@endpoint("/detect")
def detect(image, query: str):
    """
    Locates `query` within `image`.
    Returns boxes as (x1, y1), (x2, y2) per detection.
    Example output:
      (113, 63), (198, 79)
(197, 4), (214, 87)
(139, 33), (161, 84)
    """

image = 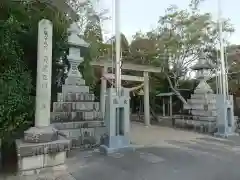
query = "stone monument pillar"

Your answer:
(35, 18), (53, 127)
(16, 19), (70, 175)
